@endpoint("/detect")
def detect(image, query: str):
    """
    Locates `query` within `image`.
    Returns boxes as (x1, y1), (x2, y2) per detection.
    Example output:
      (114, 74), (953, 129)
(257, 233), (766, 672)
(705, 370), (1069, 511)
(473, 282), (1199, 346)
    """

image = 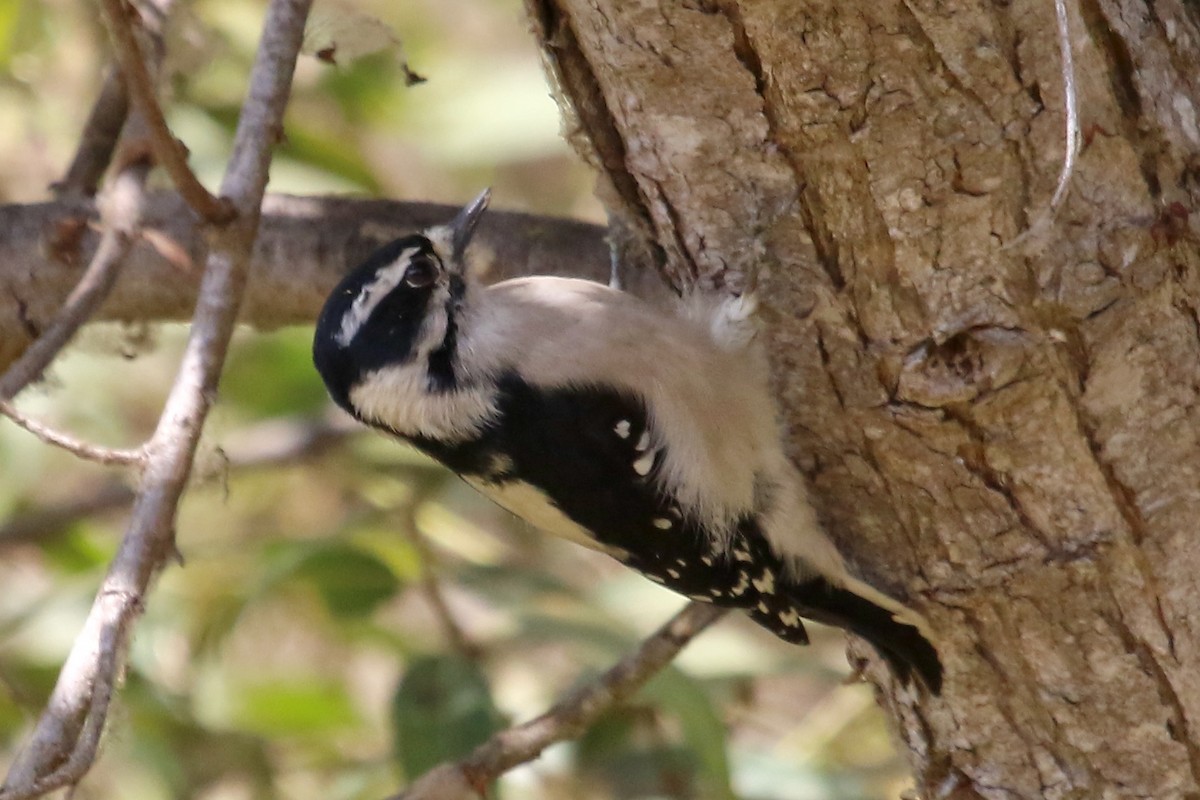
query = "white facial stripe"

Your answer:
(335, 247), (419, 347)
